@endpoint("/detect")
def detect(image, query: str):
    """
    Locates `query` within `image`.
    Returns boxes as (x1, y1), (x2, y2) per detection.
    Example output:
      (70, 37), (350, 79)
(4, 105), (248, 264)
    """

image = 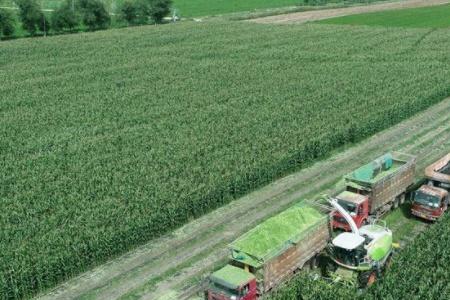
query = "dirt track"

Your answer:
(251, 0), (450, 24)
(35, 96), (450, 300)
